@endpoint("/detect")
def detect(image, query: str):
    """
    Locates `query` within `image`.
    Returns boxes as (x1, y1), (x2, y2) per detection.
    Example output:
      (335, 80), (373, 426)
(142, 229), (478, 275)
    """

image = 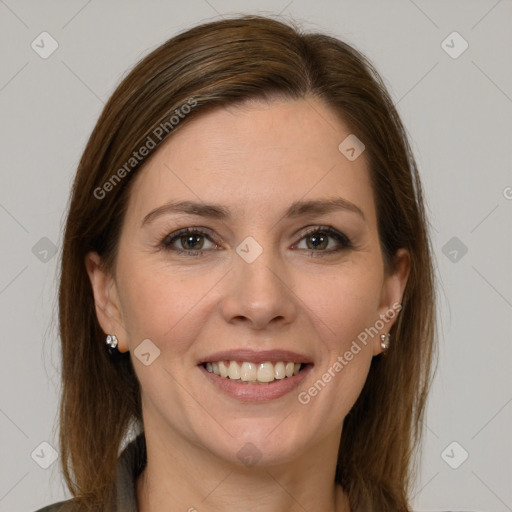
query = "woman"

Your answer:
(37, 14), (436, 512)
